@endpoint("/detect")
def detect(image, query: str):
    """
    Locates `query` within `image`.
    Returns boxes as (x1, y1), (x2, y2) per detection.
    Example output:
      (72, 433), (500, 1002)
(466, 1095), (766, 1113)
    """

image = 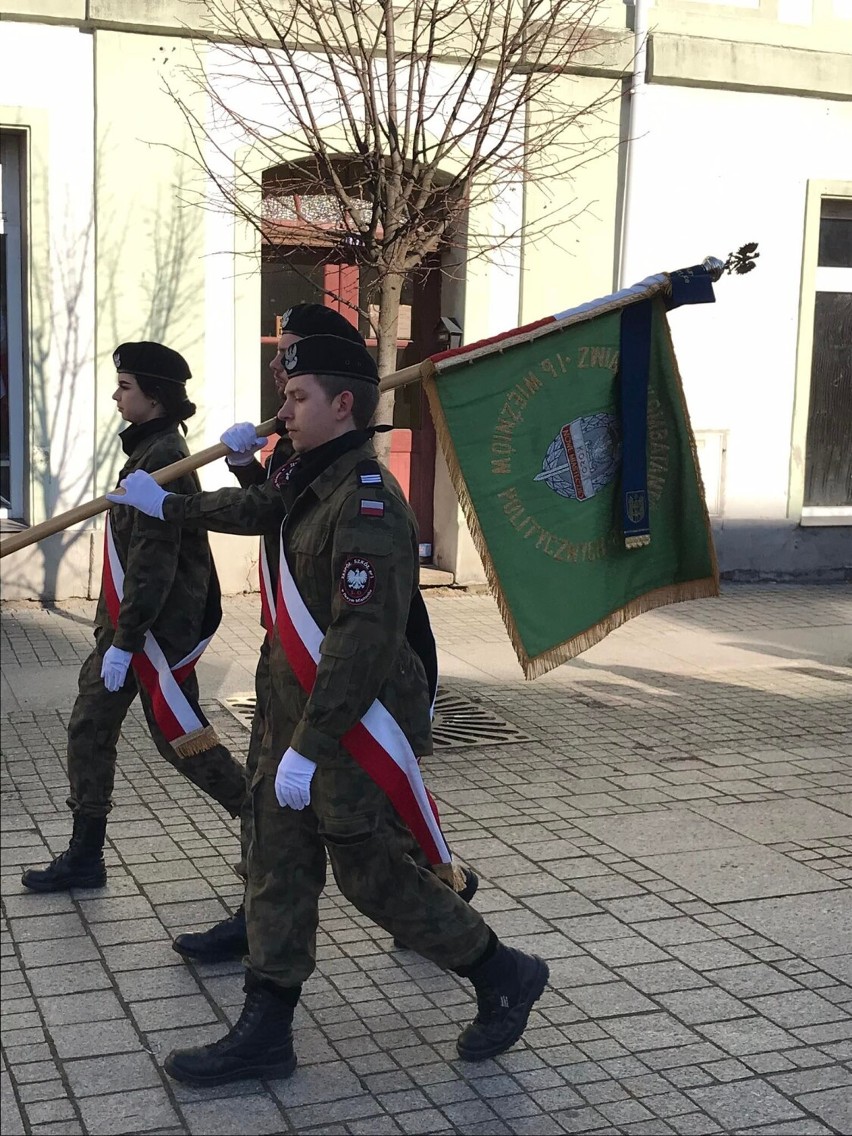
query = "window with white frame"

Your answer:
(801, 197), (852, 525)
